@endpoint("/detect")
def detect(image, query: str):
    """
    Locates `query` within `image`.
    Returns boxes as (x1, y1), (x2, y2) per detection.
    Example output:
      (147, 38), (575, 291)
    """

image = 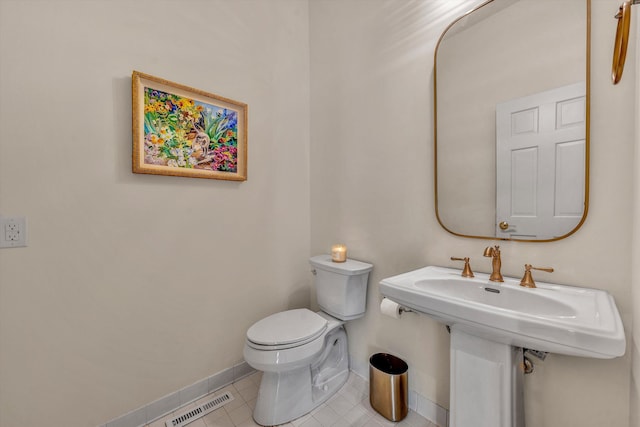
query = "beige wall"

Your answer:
(0, 1), (311, 426)
(631, 9), (640, 427)
(310, 0), (633, 426)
